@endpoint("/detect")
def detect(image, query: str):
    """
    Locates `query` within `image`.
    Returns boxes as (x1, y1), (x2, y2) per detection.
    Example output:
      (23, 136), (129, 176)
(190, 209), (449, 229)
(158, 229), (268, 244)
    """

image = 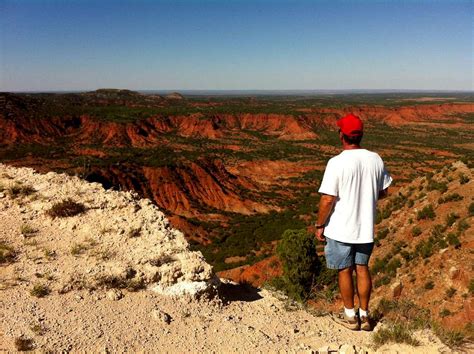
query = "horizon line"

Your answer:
(4, 88), (474, 95)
